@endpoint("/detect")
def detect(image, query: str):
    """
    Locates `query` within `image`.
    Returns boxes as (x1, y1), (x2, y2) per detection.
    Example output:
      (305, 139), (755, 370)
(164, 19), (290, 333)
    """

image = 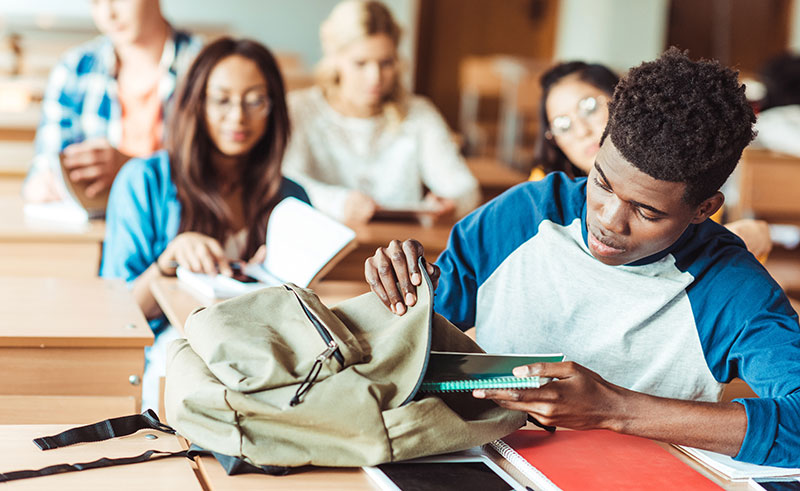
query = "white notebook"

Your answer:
(177, 197), (356, 299)
(677, 446), (800, 481)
